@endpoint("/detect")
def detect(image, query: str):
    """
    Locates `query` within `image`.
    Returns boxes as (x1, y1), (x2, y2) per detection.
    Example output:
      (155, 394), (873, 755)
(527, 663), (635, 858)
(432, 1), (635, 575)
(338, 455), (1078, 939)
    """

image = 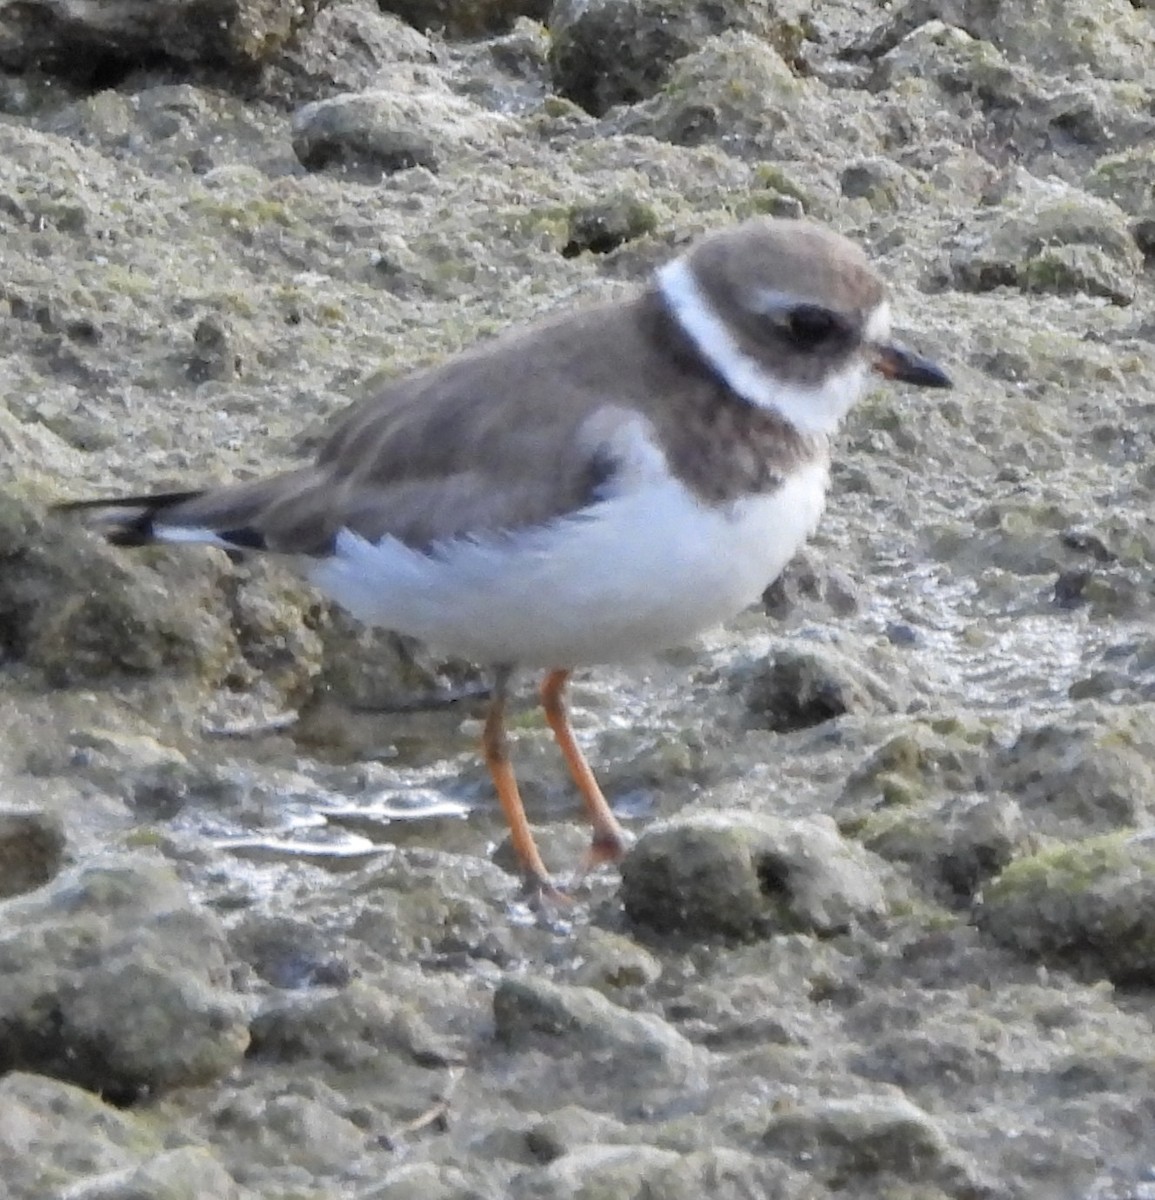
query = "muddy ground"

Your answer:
(1, 1), (1154, 1197)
